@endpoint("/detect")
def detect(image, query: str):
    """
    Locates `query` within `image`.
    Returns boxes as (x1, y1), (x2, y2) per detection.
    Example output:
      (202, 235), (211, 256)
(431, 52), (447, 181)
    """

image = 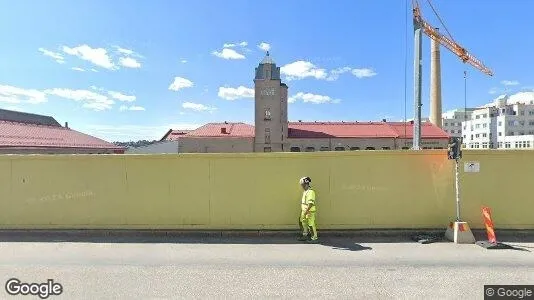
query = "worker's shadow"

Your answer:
(315, 238), (371, 251)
